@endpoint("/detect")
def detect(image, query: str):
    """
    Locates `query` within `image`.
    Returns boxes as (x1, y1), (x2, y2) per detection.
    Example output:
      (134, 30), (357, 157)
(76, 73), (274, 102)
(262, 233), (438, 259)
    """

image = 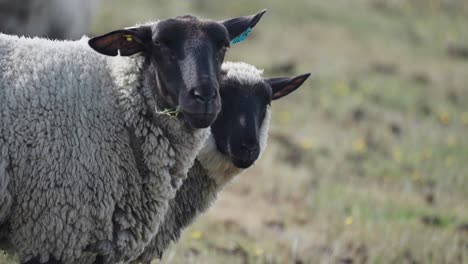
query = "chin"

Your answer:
(183, 112), (218, 128)
(231, 157), (256, 169)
